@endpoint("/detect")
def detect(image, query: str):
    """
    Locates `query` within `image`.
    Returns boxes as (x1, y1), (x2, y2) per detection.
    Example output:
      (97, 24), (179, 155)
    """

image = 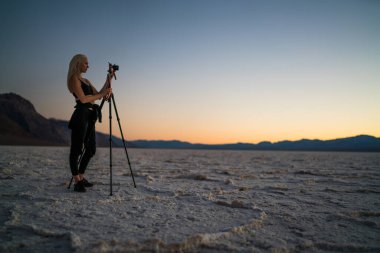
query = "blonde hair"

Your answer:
(67, 54), (87, 93)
